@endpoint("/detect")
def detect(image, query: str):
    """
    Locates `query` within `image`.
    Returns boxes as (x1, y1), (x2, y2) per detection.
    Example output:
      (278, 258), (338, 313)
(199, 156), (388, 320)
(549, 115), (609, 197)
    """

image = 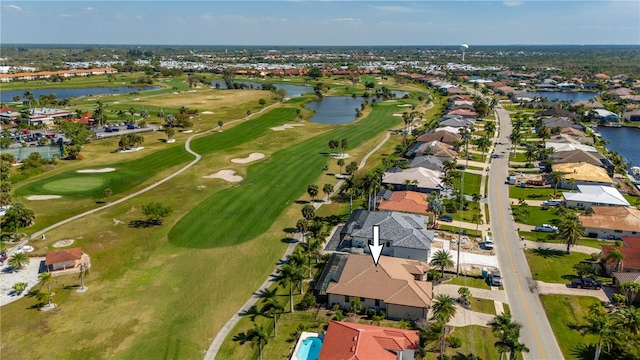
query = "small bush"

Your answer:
(447, 335), (462, 348)
(299, 293), (316, 309)
(333, 310), (344, 321)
